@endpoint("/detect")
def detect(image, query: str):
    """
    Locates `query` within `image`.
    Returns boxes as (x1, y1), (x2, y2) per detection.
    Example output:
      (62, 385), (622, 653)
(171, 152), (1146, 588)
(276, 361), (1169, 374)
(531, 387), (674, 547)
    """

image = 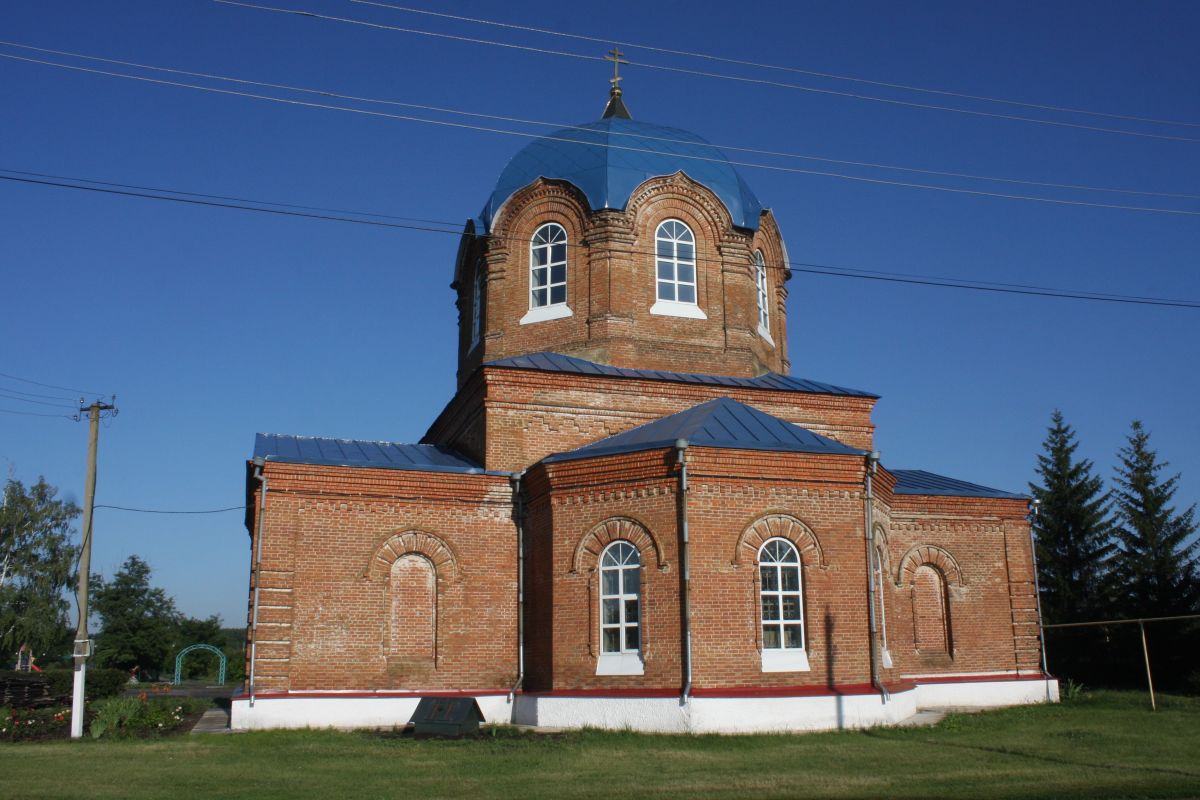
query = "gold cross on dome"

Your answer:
(605, 46), (628, 90)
